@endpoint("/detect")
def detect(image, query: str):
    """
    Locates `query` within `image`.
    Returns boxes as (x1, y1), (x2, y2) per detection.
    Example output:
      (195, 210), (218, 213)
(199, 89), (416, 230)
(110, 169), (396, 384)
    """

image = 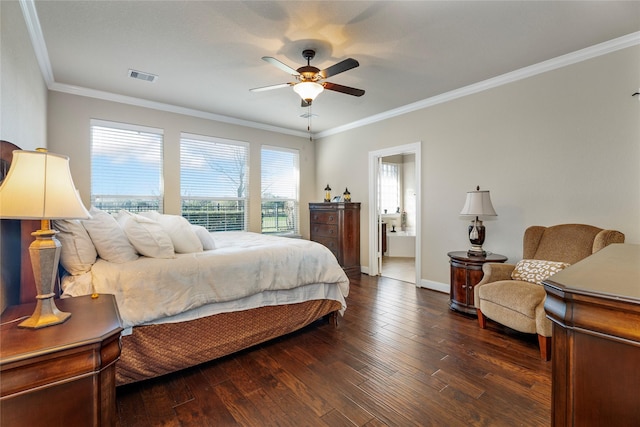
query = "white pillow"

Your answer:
(117, 211), (175, 259)
(156, 214), (203, 253)
(81, 207), (139, 263)
(191, 225), (216, 250)
(53, 219), (98, 275)
(138, 210), (161, 221)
